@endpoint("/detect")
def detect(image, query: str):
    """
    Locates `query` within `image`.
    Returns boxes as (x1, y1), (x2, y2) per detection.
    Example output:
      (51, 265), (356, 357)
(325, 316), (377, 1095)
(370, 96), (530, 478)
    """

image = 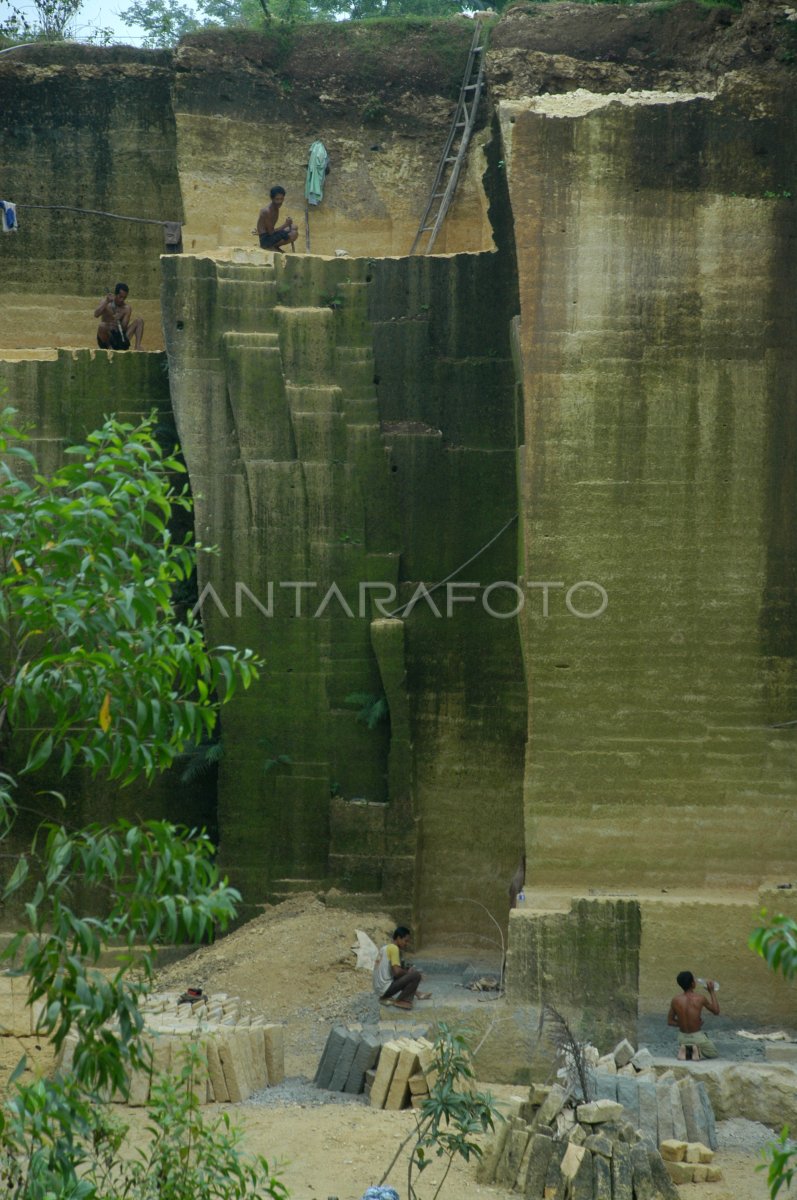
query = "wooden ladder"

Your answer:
(409, 21), (486, 256)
